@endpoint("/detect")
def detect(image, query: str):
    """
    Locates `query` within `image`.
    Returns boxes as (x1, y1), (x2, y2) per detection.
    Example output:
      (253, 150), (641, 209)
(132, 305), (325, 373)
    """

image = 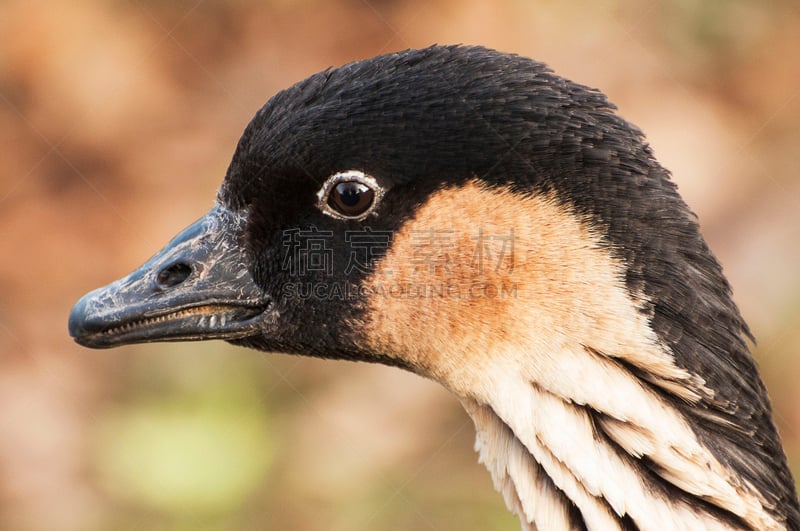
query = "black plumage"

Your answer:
(69, 45), (799, 529)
